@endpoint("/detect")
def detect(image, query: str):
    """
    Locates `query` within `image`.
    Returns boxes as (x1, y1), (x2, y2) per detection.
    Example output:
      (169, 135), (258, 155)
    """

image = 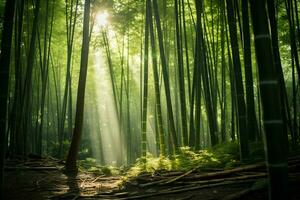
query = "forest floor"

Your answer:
(4, 155), (300, 200)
